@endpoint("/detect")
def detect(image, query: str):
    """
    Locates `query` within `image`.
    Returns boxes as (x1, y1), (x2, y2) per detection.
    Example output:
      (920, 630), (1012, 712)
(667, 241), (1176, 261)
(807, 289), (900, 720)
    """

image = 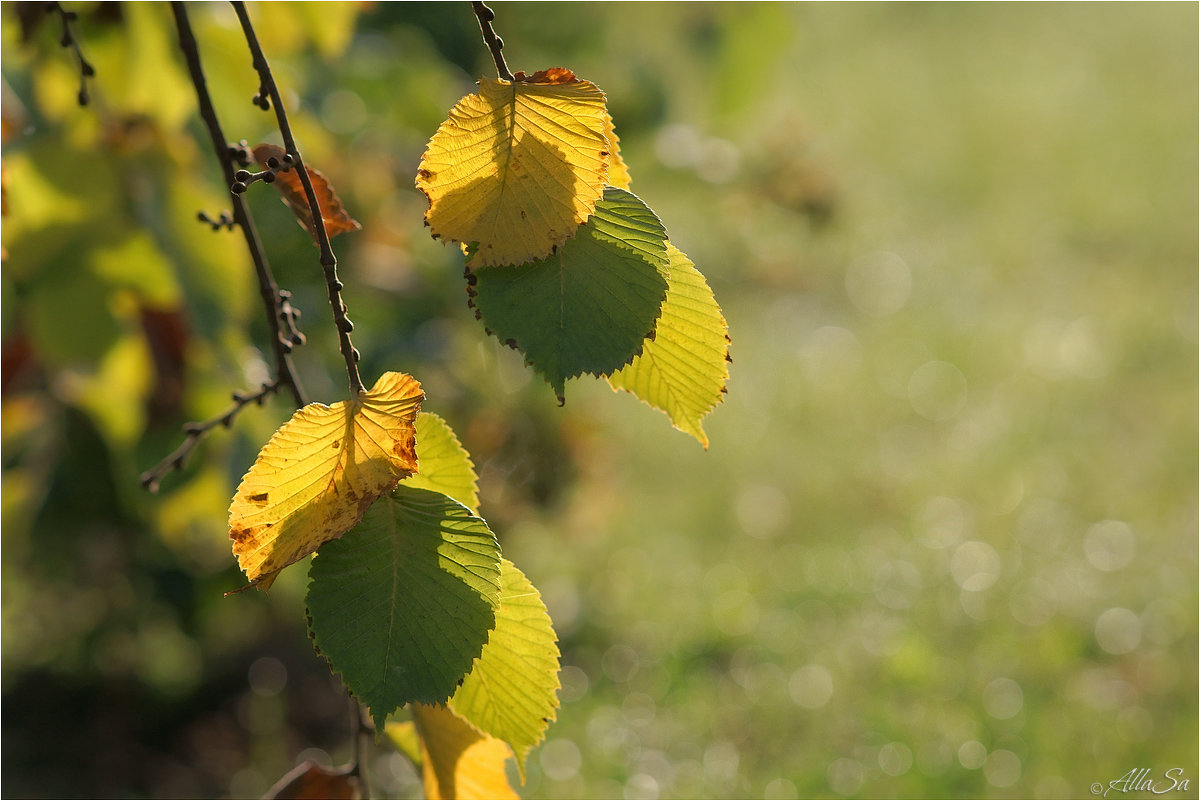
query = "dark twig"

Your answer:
(196, 210), (235, 231)
(231, 1), (364, 397)
(471, 1), (514, 81)
(140, 381), (279, 492)
(141, 4), (310, 493)
(46, 2), (94, 105)
(171, 2), (306, 408)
